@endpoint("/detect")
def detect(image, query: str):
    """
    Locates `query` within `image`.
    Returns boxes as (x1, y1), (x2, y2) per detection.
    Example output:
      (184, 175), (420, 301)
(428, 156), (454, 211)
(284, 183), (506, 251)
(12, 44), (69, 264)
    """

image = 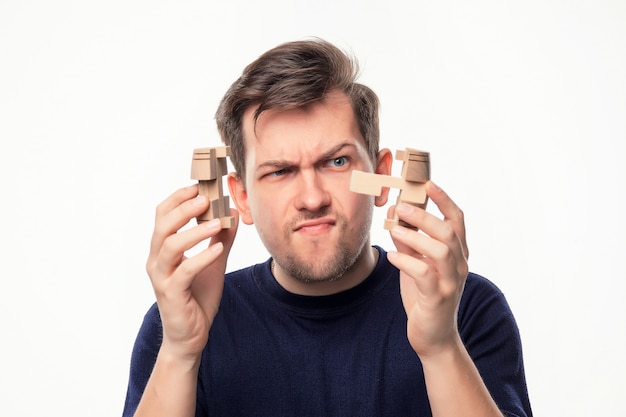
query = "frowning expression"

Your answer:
(229, 91), (389, 287)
